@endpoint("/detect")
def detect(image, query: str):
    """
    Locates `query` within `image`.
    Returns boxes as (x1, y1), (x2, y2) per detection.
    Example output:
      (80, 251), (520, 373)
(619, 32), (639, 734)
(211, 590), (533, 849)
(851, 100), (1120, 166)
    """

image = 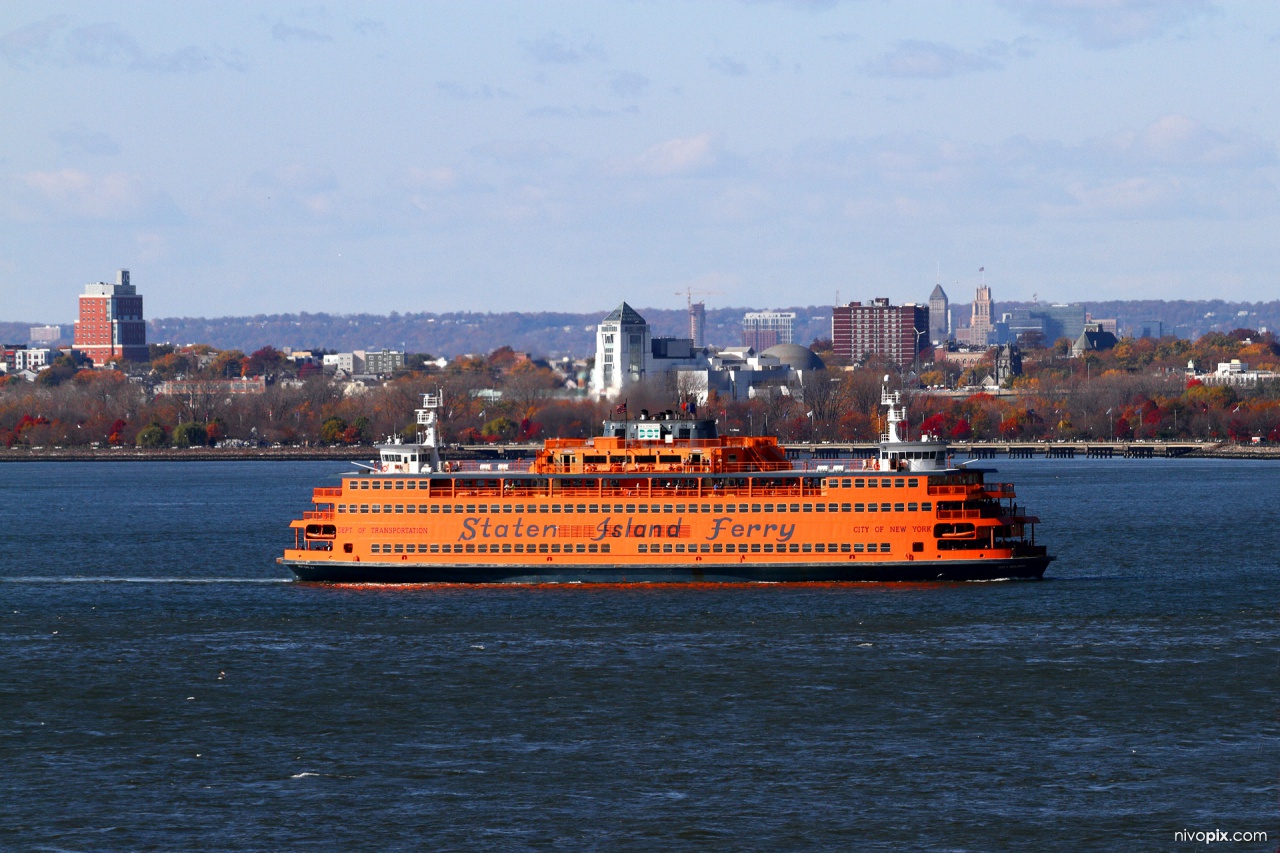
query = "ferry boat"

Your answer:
(280, 389), (1052, 583)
